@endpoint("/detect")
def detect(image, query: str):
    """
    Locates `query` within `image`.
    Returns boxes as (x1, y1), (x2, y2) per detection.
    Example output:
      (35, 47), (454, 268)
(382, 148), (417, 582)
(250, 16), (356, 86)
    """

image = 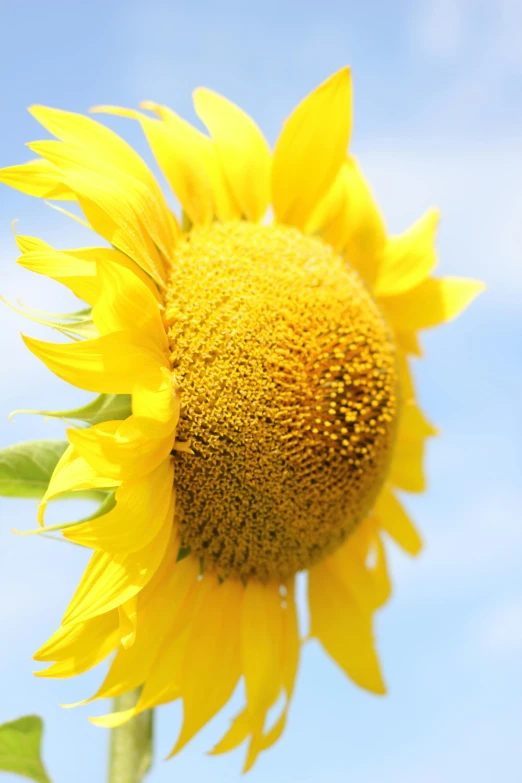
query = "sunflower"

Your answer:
(0, 67), (482, 771)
